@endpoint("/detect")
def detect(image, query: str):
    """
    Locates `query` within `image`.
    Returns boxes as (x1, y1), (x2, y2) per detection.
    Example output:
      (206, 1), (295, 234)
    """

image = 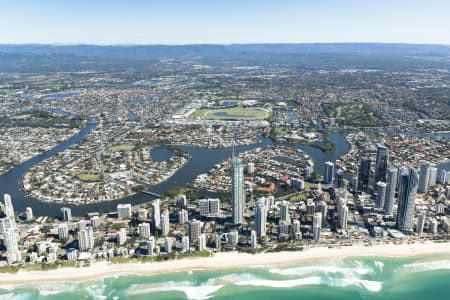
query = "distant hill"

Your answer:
(1, 43), (450, 59)
(1, 43), (450, 72)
